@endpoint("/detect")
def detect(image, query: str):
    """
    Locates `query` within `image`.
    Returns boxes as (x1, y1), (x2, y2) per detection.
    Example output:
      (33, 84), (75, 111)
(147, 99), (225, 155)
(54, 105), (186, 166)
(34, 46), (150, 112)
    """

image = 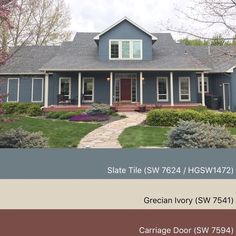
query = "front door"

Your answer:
(121, 79), (131, 101)
(223, 83), (231, 110)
